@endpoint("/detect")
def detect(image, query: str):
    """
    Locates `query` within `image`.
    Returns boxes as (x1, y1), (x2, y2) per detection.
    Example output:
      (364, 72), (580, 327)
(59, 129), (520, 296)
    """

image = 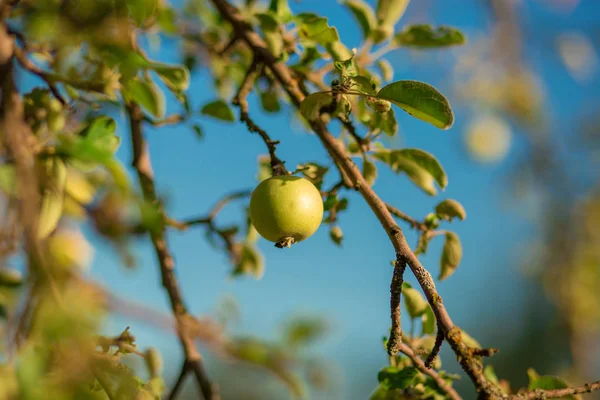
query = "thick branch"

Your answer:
(207, 0), (499, 397)
(397, 342), (461, 400)
(127, 103), (218, 400)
